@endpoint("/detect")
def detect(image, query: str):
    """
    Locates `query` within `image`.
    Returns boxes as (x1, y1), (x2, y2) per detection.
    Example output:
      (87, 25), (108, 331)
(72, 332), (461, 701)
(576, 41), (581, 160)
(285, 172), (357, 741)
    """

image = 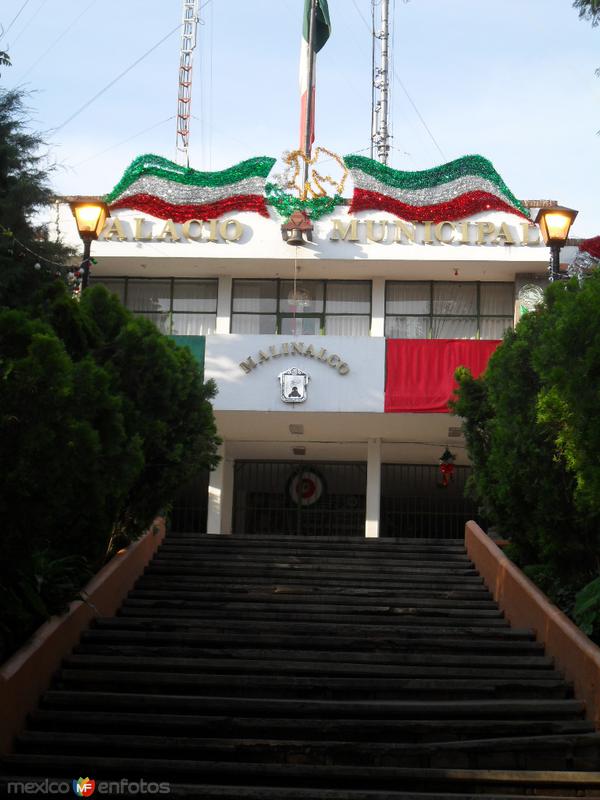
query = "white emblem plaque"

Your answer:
(278, 367), (310, 404)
